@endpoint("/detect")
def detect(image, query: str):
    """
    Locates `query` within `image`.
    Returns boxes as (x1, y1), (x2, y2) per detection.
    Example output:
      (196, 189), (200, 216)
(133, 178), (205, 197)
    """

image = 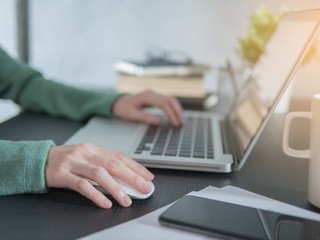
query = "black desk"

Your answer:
(0, 111), (318, 239)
